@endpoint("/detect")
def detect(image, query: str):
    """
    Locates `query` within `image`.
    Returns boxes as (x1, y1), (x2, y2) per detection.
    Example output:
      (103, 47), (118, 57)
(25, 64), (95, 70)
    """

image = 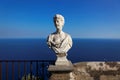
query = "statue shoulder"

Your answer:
(48, 32), (56, 38)
(64, 32), (72, 38)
